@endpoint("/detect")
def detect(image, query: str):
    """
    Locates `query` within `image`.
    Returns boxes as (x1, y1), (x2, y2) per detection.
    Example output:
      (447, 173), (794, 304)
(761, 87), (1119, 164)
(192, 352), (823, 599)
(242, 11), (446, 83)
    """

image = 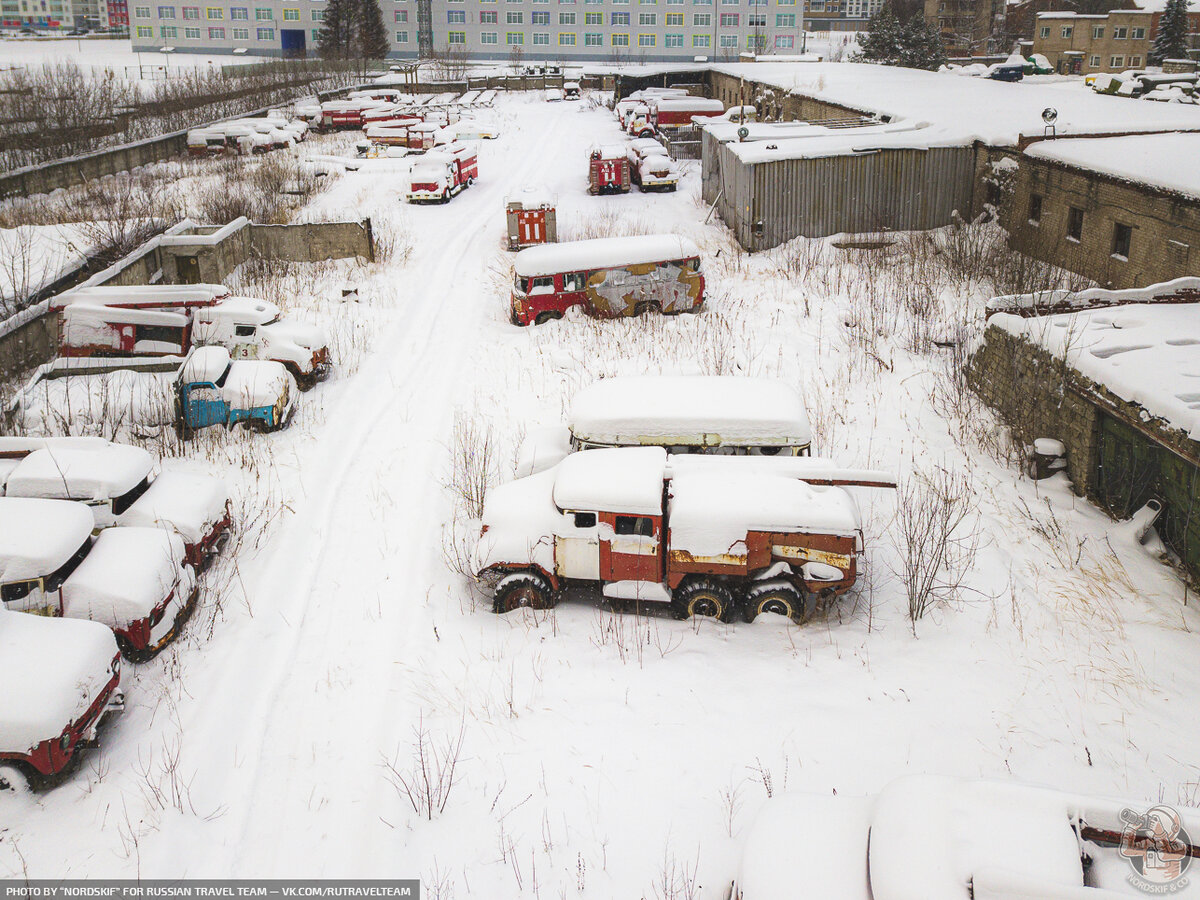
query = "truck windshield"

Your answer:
(513, 274), (528, 294)
(112, 476), (151, 516)
(42, 536), (93, 592)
